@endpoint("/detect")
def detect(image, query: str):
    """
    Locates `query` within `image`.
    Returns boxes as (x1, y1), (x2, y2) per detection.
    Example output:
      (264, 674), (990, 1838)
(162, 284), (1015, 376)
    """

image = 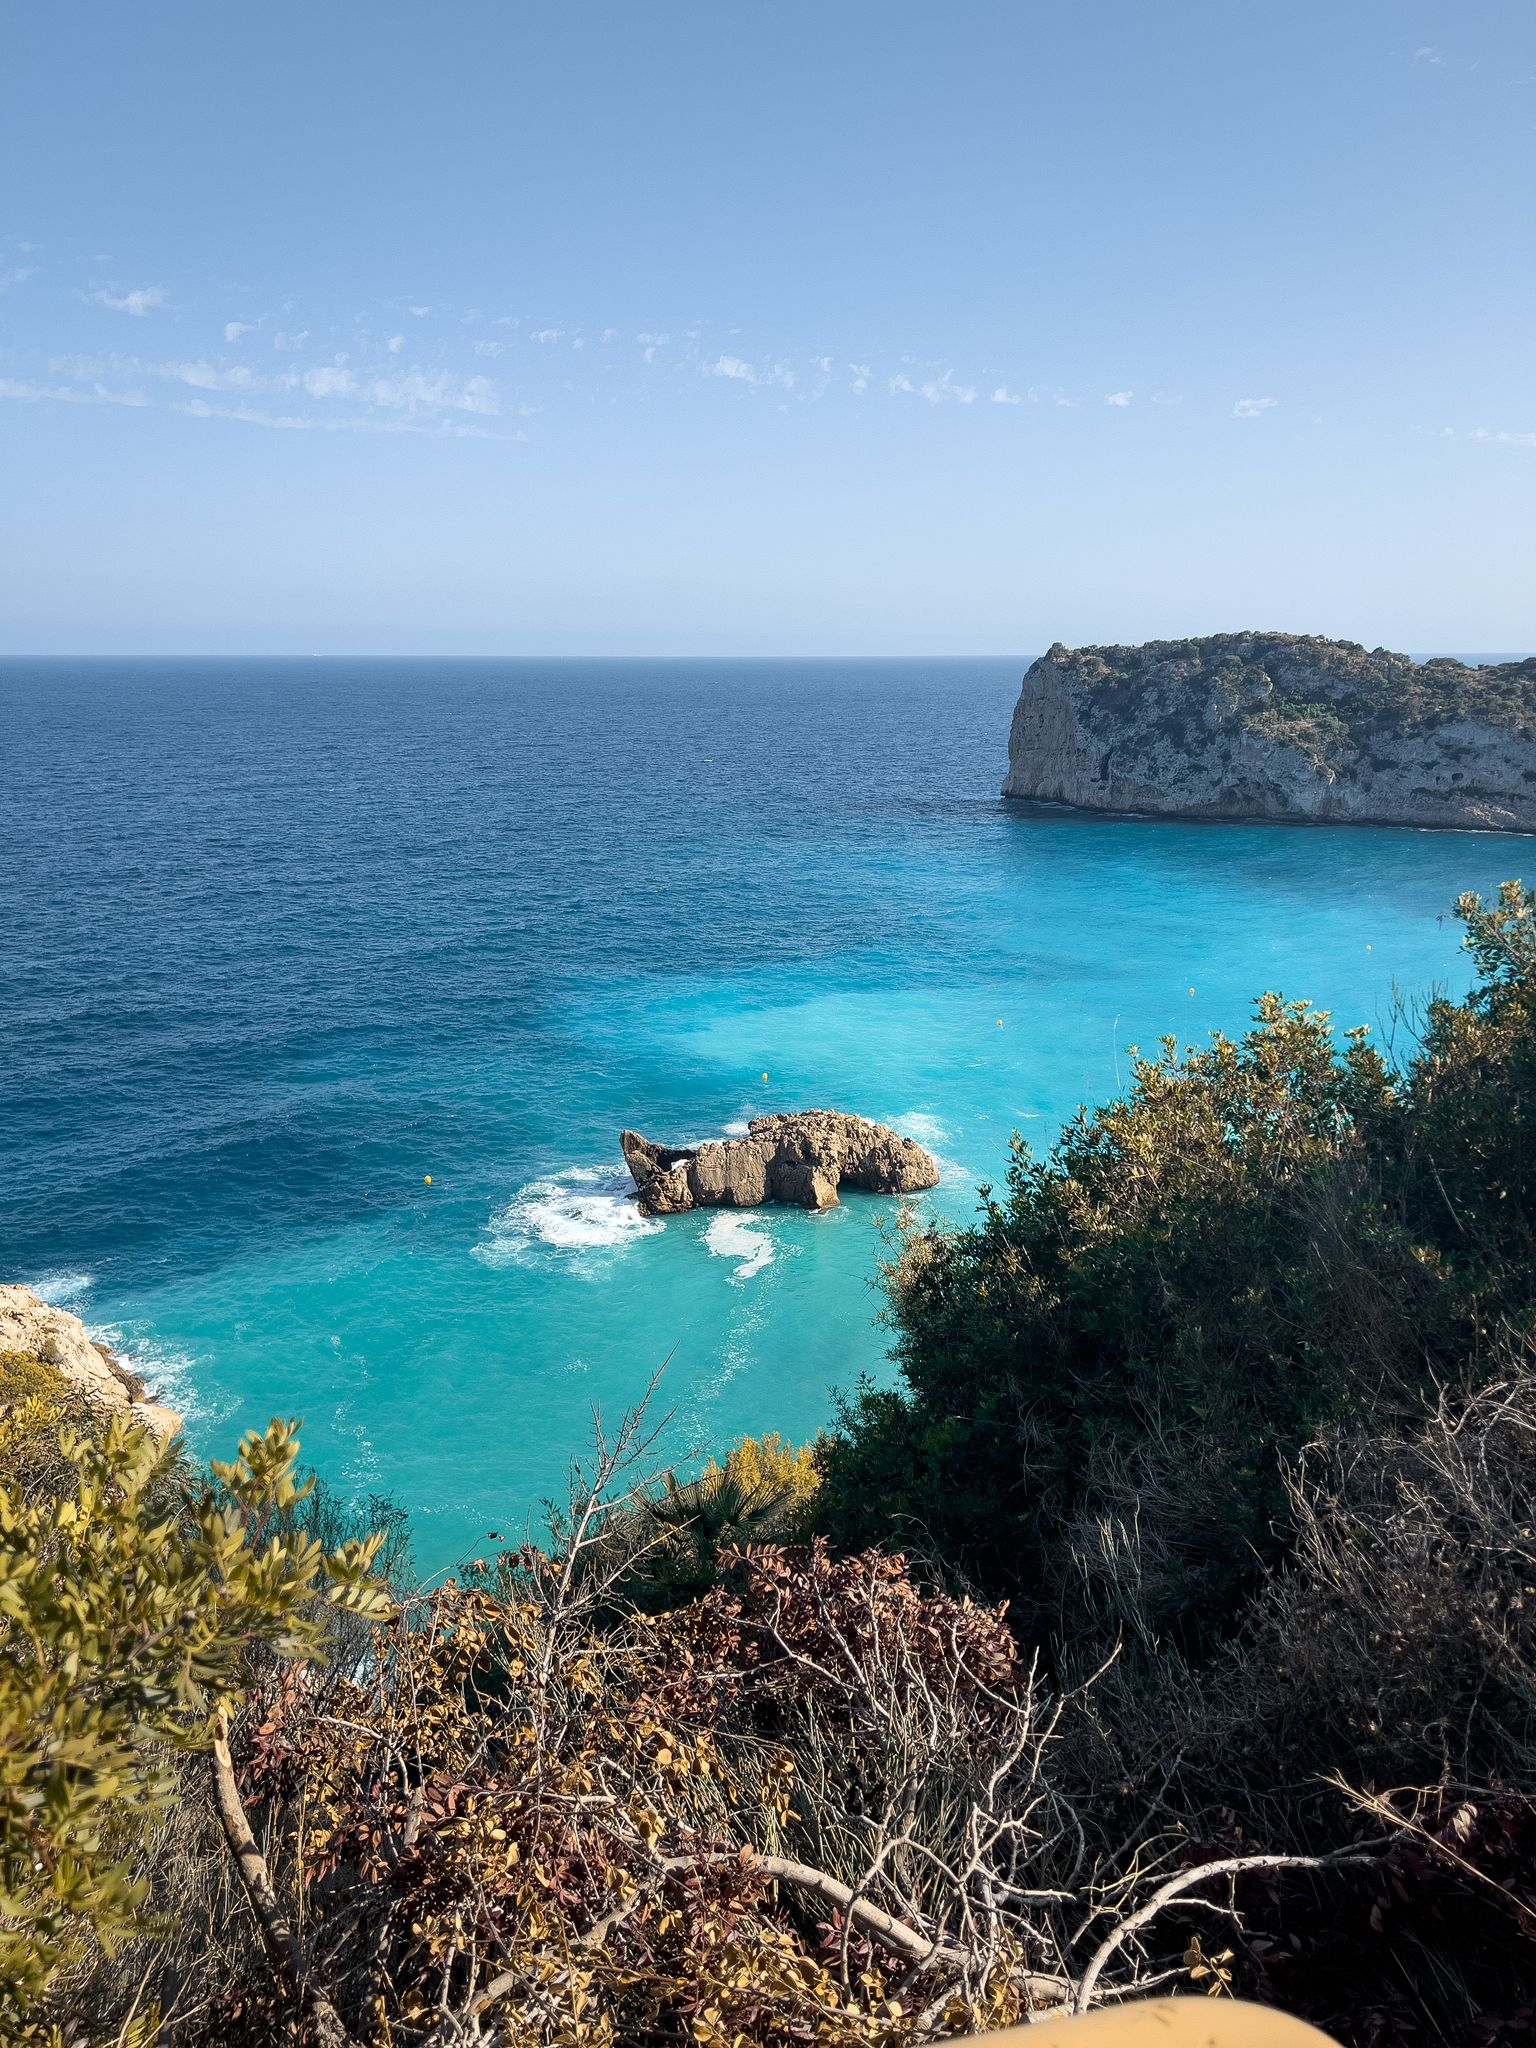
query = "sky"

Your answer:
(1, 1), (1532, 654)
